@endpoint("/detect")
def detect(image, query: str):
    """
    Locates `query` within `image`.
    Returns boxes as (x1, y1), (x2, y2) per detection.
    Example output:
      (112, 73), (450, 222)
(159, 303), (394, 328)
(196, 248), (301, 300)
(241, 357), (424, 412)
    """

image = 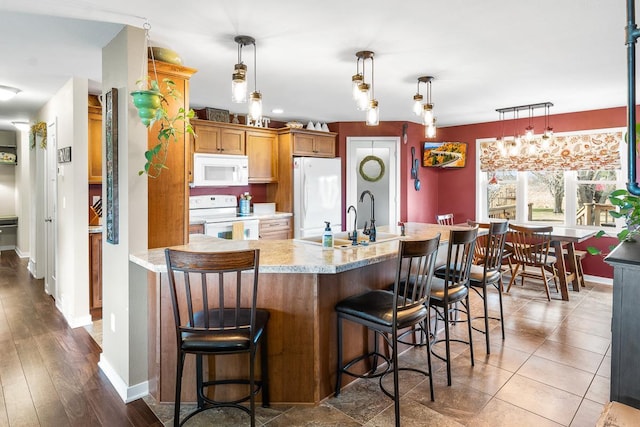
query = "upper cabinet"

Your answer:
(88, 95), (102, 183)
(280, 128), (337, 158)
(192, 119), (245, 155)
(246, 129), (278, 183)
